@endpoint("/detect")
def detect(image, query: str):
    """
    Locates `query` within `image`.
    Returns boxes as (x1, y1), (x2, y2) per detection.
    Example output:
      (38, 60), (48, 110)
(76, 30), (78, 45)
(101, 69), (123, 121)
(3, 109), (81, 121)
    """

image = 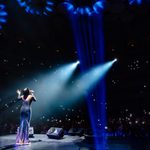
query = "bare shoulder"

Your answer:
(26, 95), (33, 101)
(27, 94), (36, 101)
